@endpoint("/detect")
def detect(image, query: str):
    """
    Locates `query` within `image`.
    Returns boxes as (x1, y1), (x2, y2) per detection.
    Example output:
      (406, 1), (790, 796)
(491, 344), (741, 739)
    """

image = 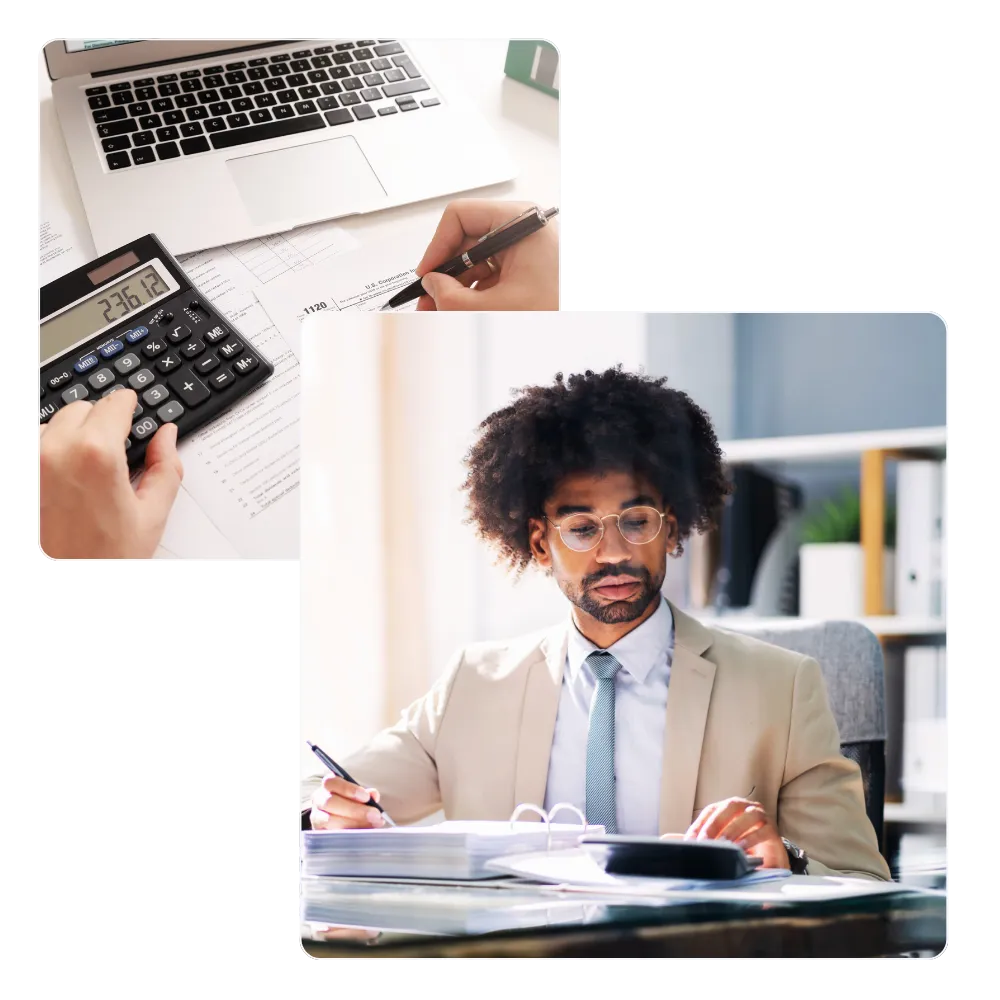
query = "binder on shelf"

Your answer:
(901, 645), (947, 813)
(301, 802), (602, 881)
(895, 460), (944, 617)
